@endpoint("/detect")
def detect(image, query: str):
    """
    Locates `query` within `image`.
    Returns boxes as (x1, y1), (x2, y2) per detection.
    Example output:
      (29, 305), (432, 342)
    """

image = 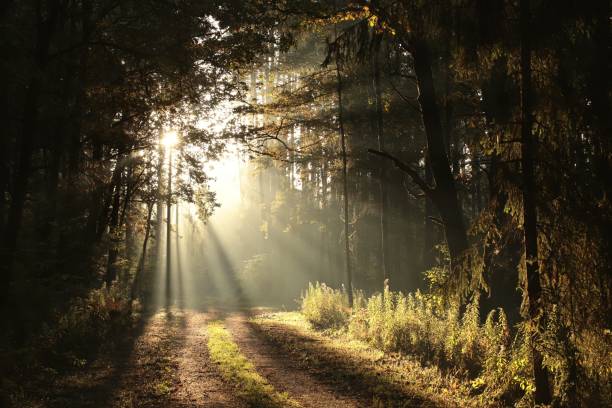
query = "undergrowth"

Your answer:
(253, 311), (481, 407)
(1, 283), (136, 407)
(301, 282), (542, 406)
(300, 282), (351, 328)
(46, 283), (134, 355)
